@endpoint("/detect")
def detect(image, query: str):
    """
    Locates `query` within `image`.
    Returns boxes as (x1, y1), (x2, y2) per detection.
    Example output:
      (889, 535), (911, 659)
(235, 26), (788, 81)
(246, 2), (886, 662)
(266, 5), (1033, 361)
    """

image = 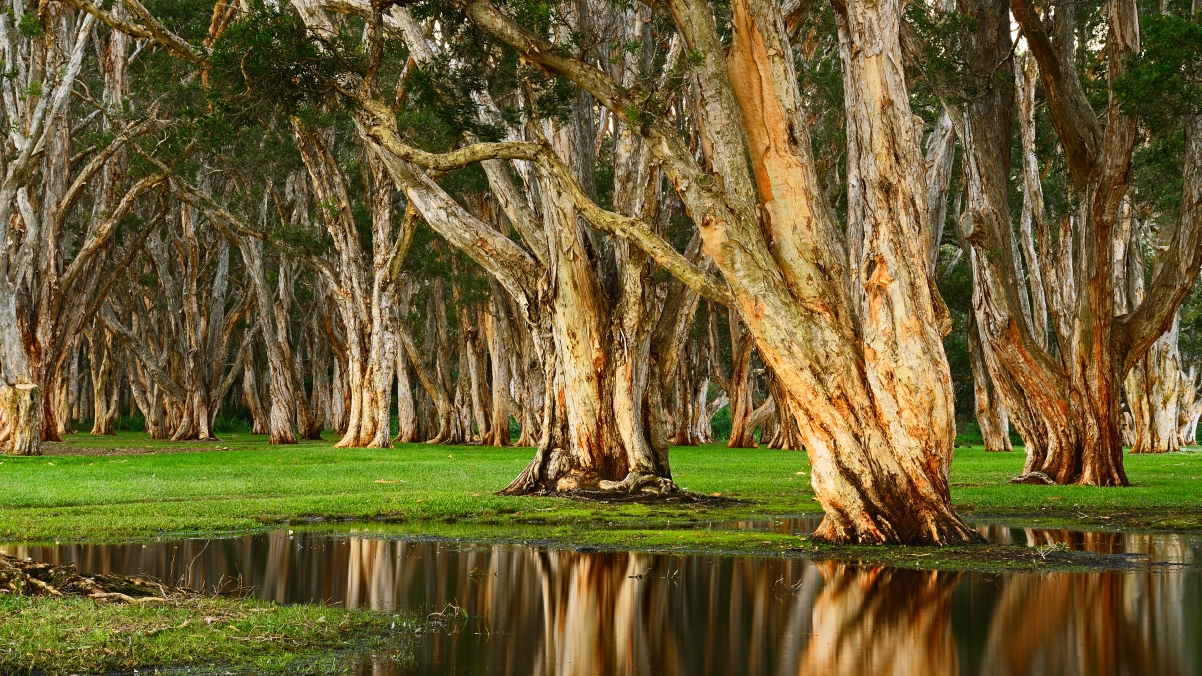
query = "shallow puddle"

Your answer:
(3, 529), (1199, 675)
